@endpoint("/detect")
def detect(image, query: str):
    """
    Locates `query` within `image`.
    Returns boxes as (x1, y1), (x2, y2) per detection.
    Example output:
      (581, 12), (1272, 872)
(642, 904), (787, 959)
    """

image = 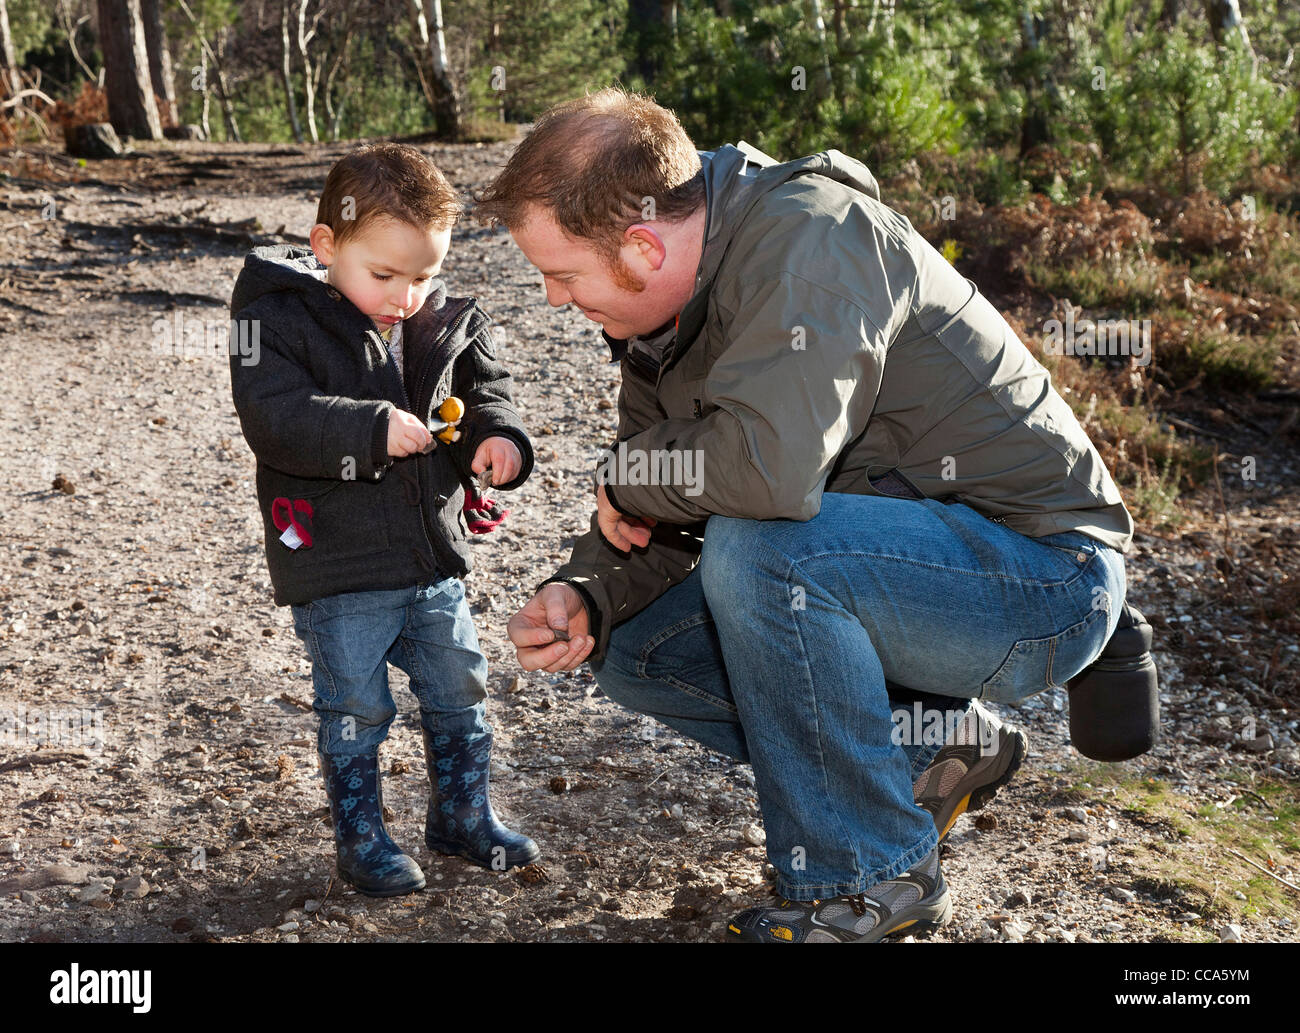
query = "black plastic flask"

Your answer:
(1066, 602), (1160, 761)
